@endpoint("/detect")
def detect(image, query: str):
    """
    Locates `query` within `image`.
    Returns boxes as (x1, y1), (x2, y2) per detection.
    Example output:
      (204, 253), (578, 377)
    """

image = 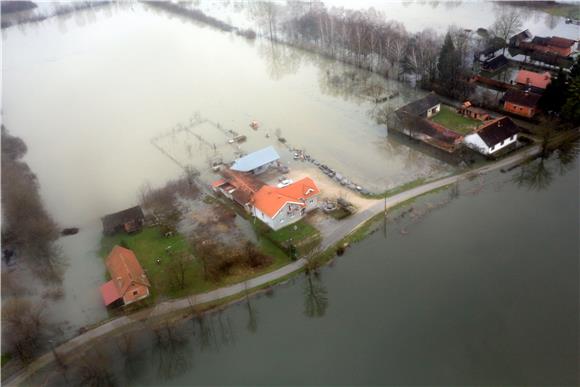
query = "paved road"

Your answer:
(321, 144), (542, 250)
(4, 144), (541, 387)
